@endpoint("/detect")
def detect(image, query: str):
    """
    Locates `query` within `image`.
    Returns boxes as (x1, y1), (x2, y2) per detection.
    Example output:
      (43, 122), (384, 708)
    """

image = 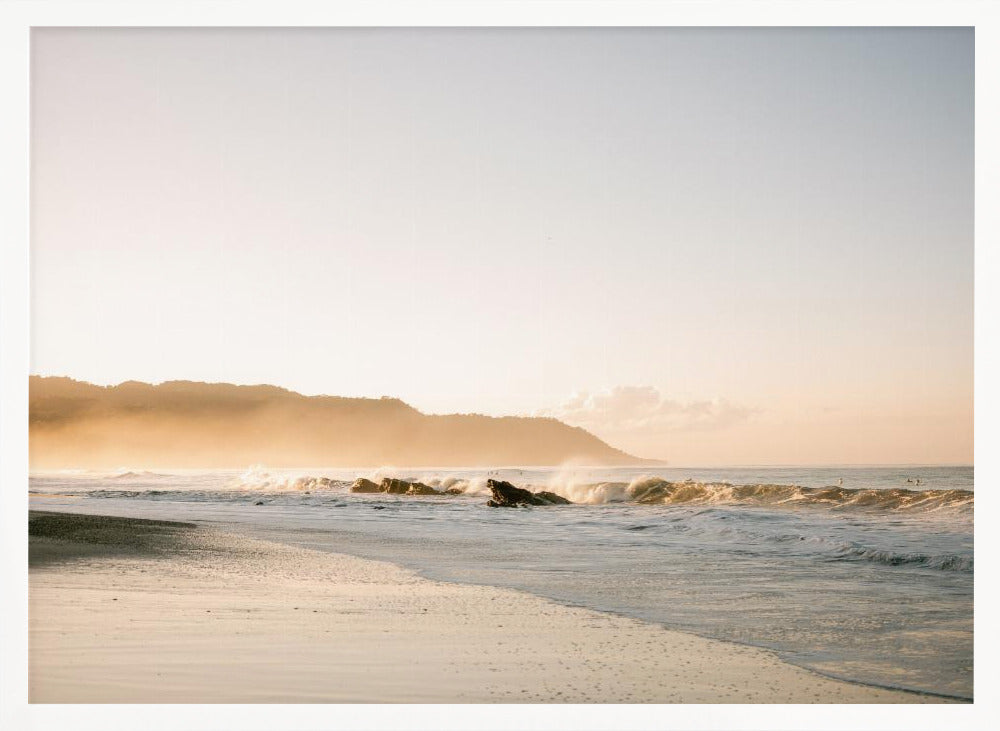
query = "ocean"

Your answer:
(29, 464), (973, 700)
